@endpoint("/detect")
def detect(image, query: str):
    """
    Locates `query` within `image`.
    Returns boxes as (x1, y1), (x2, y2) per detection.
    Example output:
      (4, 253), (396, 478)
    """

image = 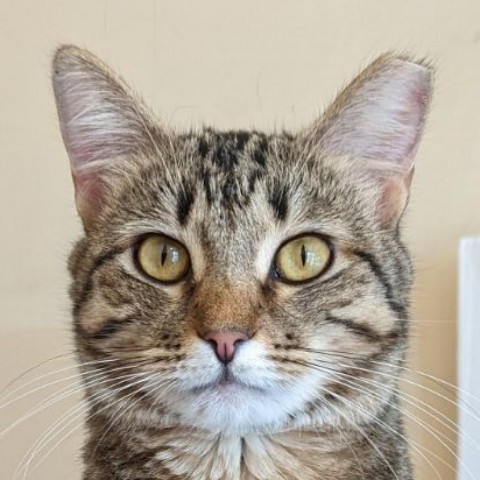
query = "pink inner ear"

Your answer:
(319, 58), (432, 173)
(371, 78), (428, 166)
(377, 169), (415, 227)
(73, 170), (106, 227)
(400, 82), (430, 162)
